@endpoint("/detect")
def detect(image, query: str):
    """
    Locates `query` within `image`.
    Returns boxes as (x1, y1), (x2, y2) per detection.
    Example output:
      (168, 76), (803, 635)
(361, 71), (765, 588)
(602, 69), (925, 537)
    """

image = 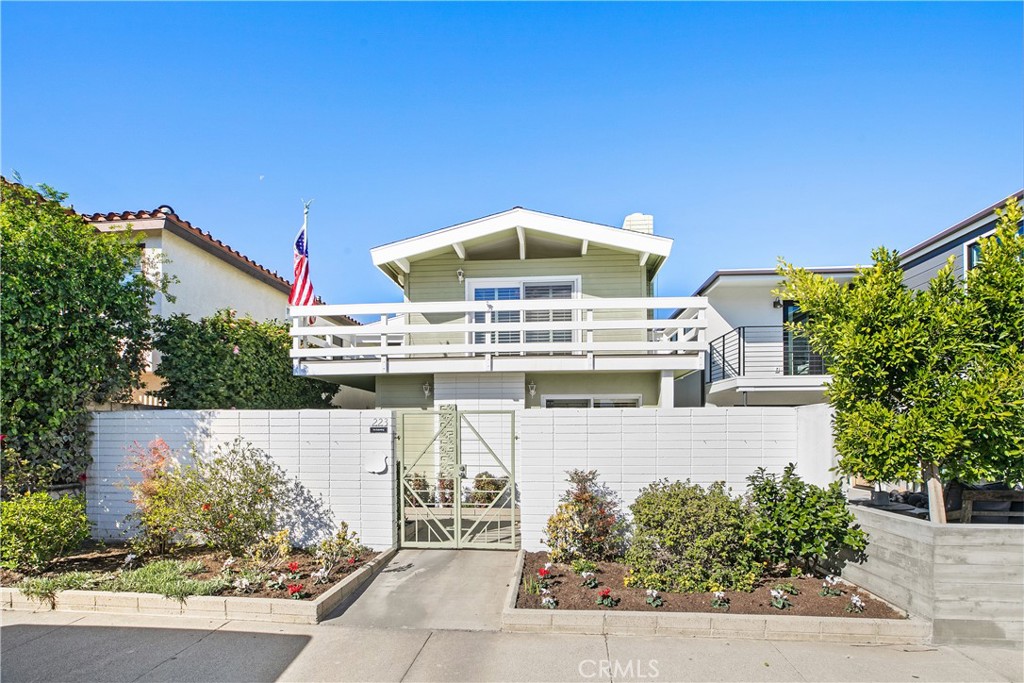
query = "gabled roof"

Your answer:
(371, 207), (673, 287)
